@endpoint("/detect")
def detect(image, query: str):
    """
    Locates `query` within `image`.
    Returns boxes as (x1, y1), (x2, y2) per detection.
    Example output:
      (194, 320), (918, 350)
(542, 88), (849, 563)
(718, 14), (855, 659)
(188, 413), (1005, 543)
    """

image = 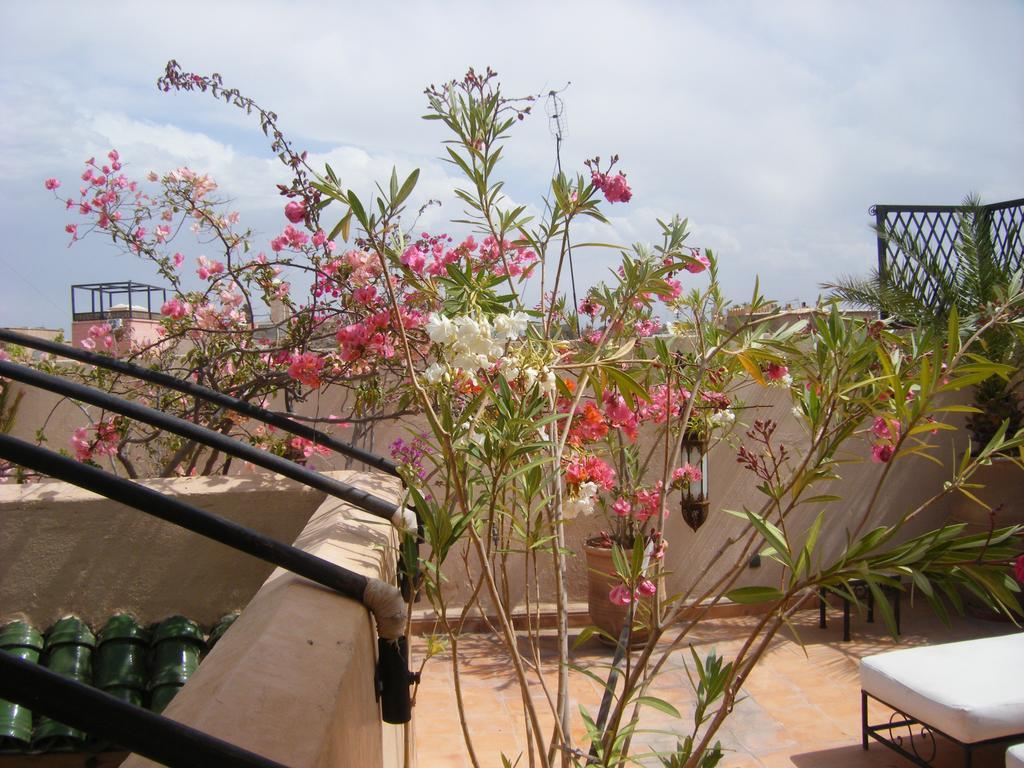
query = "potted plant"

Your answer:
(825, 195), (1024, 455)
